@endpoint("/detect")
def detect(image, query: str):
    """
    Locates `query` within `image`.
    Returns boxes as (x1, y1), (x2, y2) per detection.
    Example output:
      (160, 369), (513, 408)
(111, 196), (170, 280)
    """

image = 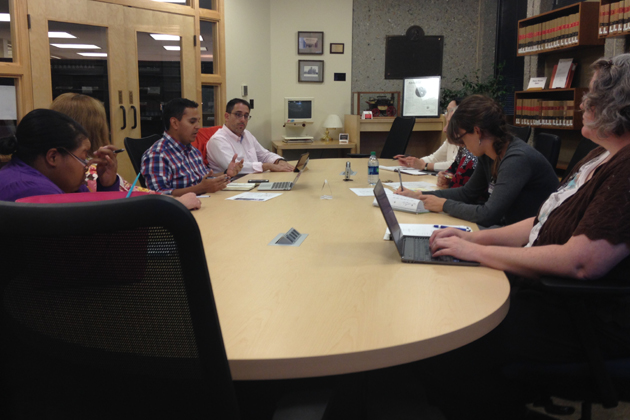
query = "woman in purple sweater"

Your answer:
(0, 109), (120, 202)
